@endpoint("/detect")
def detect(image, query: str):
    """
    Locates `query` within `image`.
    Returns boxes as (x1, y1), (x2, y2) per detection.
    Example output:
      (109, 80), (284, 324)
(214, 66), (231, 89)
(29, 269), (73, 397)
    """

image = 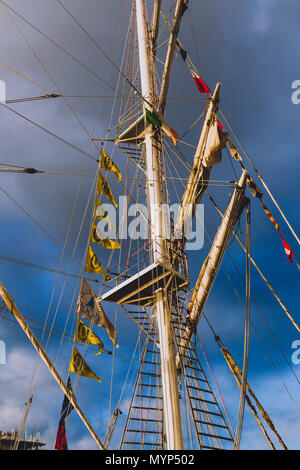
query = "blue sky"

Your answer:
(0, 0), (299, 450)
